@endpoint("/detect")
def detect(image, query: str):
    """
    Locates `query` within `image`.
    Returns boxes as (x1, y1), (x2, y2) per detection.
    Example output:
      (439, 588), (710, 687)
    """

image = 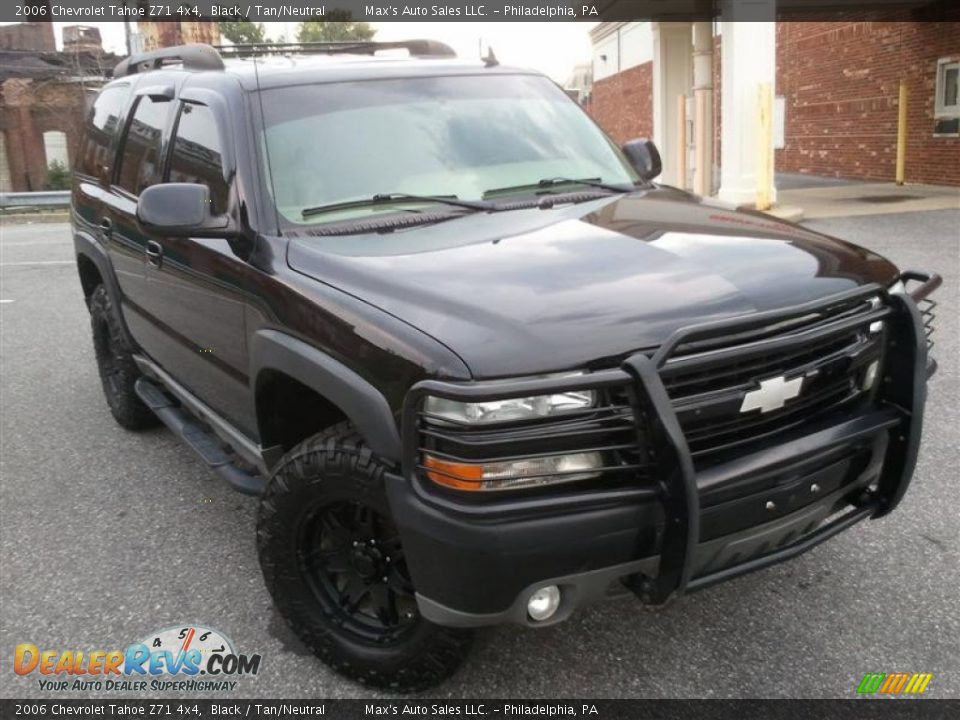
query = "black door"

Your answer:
(101, 89), (175, 353)
(139, 99), (250, 429)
